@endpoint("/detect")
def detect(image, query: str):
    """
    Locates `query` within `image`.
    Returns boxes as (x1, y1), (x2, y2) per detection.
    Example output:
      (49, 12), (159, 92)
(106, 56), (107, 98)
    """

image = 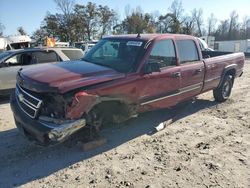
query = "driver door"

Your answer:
(139, 39), (181, 109)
